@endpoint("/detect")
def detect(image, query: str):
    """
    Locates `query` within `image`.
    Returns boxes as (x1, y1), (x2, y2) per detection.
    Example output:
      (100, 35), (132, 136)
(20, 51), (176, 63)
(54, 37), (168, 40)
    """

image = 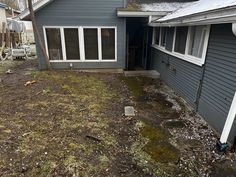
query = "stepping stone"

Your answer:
(125, 106), (135, 117)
